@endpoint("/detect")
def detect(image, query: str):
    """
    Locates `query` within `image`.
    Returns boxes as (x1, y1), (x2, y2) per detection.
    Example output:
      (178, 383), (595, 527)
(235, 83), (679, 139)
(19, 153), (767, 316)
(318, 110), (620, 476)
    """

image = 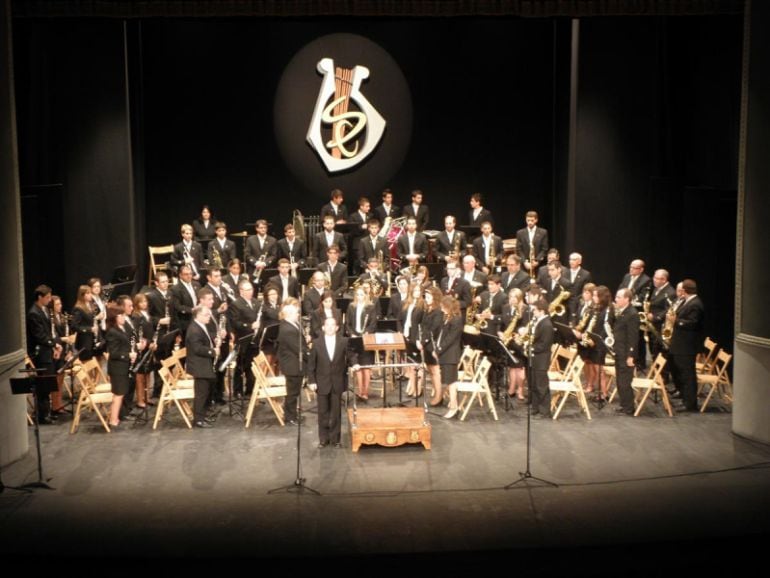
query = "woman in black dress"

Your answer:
(345, 286), (377, 400)
(48, 295), (72, 414)
(72, 285), (97, 361)
(572, 282), (598, 392)
(499, 288), (528, 400)
(417, 286), (444, 405)
(192, 205), (216, 246)
(399, 282), (424, 397)
(437, 296), (464, 419)
(310, 290), (342, 340)
(588, 285), (613, 402)
(131, 293), (155, 410)
(260, 285), (282, 373)
(106, 303), (137, 429)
